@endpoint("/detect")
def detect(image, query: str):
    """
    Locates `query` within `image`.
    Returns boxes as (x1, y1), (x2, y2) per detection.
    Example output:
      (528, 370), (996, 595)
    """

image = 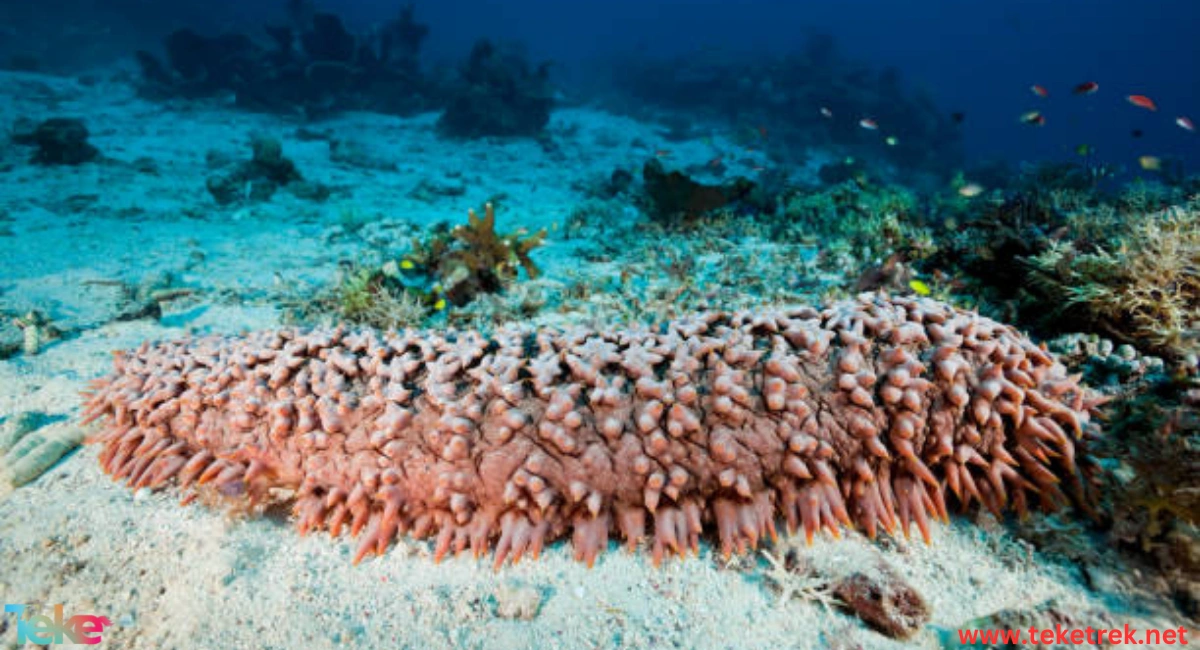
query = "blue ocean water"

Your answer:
(3, 0), (1195, 173)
